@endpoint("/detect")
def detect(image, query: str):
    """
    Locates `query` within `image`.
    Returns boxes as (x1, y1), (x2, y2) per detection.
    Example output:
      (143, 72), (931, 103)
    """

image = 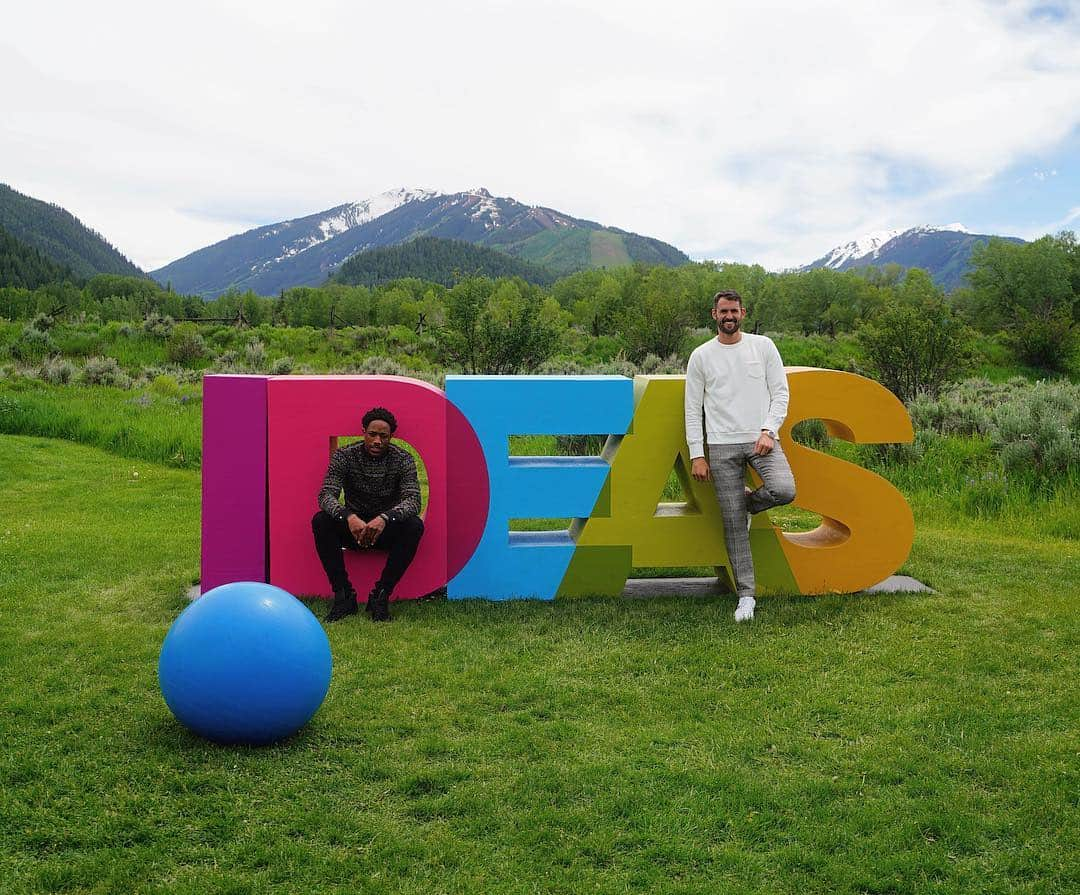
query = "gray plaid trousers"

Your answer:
(707, 442), (796, 599)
